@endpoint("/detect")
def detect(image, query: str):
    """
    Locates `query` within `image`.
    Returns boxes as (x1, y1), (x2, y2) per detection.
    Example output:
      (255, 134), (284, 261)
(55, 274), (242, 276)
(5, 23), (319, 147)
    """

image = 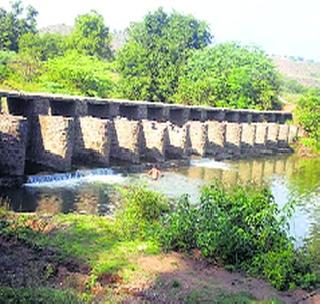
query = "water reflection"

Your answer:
(0, 155), (319, 245)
